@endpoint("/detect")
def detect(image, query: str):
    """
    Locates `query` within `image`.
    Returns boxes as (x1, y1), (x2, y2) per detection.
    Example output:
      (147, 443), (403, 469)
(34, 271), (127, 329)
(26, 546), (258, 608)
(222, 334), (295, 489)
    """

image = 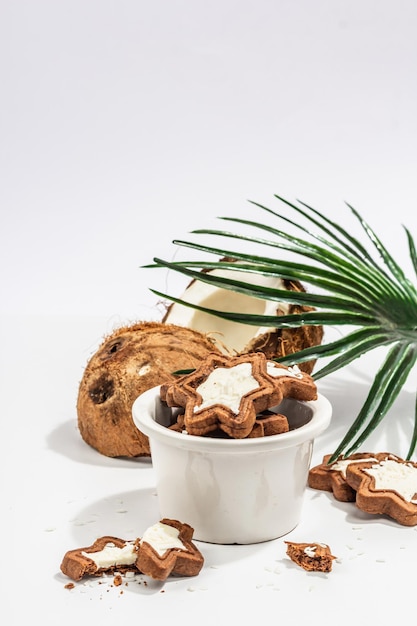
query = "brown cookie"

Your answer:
(169, 409), (289, 439)
(161, 352), (317, 438)
(168, 411), (186, 433)
(345, 455), (417, 526)
(285, 541), (337, 572)
(60, 536), (140, 581)
(136, 519), (204, 581)
(252, 411), (290, 437)
(308, 452), (387, 502)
